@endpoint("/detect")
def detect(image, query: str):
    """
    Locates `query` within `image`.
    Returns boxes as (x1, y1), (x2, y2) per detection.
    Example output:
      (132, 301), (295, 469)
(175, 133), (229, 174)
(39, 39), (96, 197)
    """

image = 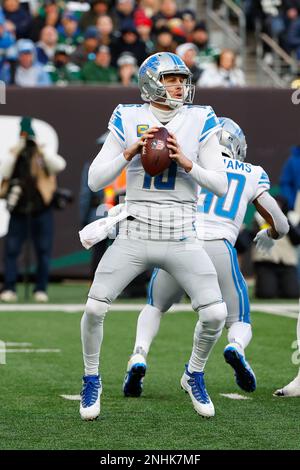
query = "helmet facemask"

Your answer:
(141, 69), (195, 109)
(162, 74), (195, 109)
